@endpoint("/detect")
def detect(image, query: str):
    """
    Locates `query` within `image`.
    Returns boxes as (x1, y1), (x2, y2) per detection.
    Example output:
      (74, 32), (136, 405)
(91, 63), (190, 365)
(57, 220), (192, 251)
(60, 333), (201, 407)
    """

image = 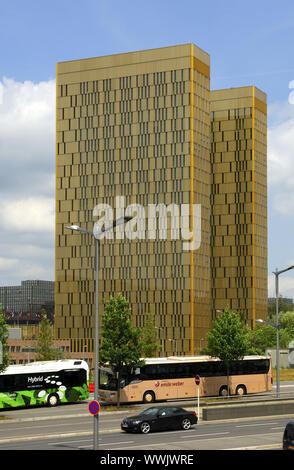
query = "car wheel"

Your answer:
(140, 421), (151, 434)
(181, 418), (192, 430)
(47, 393), (59, 407)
